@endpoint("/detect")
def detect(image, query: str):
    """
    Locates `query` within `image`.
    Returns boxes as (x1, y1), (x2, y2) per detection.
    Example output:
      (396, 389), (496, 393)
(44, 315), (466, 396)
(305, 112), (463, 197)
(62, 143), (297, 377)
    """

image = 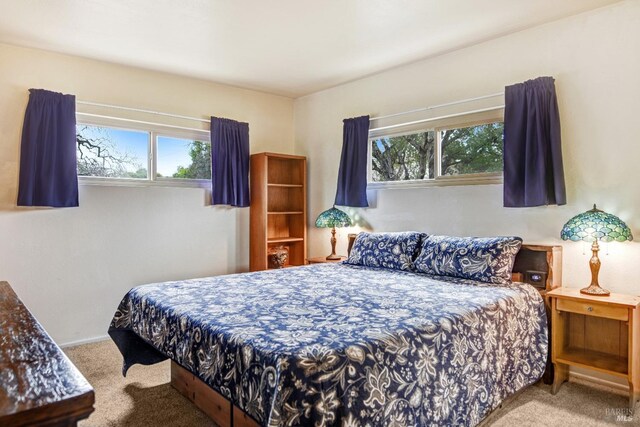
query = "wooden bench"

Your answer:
(0, 281), (95, 426)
